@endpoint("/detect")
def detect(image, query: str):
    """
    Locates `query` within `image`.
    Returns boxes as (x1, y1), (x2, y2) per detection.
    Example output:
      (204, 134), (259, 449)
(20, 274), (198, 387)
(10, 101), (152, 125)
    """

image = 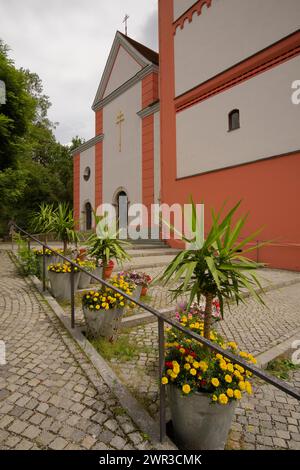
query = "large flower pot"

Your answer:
(141, 286), (148, 297)
(168, 385), (236, 450)
(78, 271), (92, 289)
(91, 267), (103, 284)
(48, 272), (80, 302)
(83, 306), (124, 342)
(132, 285), (142, 301)
(103, 261), (114, 280)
